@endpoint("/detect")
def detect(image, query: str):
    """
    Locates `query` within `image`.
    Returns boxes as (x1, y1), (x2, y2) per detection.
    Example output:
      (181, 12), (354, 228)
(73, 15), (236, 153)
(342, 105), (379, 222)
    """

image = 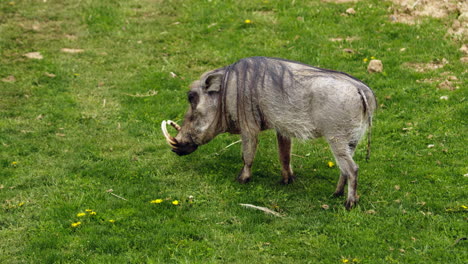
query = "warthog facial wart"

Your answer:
(162, 57), (377, 209)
